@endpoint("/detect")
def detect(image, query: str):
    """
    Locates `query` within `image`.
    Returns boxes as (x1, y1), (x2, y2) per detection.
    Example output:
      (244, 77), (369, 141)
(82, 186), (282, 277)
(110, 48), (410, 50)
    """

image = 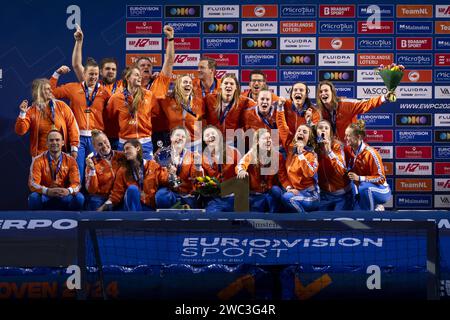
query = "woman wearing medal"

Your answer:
(15, 78), (80, 157)
(201, 125), (241, 212)
(235, 128), (284, 213)
(276, 98), (320, 213)
(98, 139), (168, 211)
(49, 59), (110, 182)
(155, 126), (204, 209)
(106, 26), (174, 161)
